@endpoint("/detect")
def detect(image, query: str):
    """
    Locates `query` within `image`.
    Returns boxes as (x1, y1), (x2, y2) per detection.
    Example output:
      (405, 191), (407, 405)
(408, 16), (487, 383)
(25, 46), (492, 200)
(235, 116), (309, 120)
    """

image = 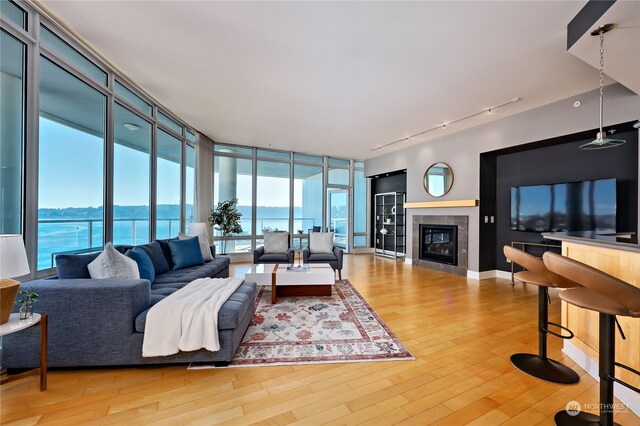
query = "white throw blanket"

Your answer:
(142, 277), (244, 357)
